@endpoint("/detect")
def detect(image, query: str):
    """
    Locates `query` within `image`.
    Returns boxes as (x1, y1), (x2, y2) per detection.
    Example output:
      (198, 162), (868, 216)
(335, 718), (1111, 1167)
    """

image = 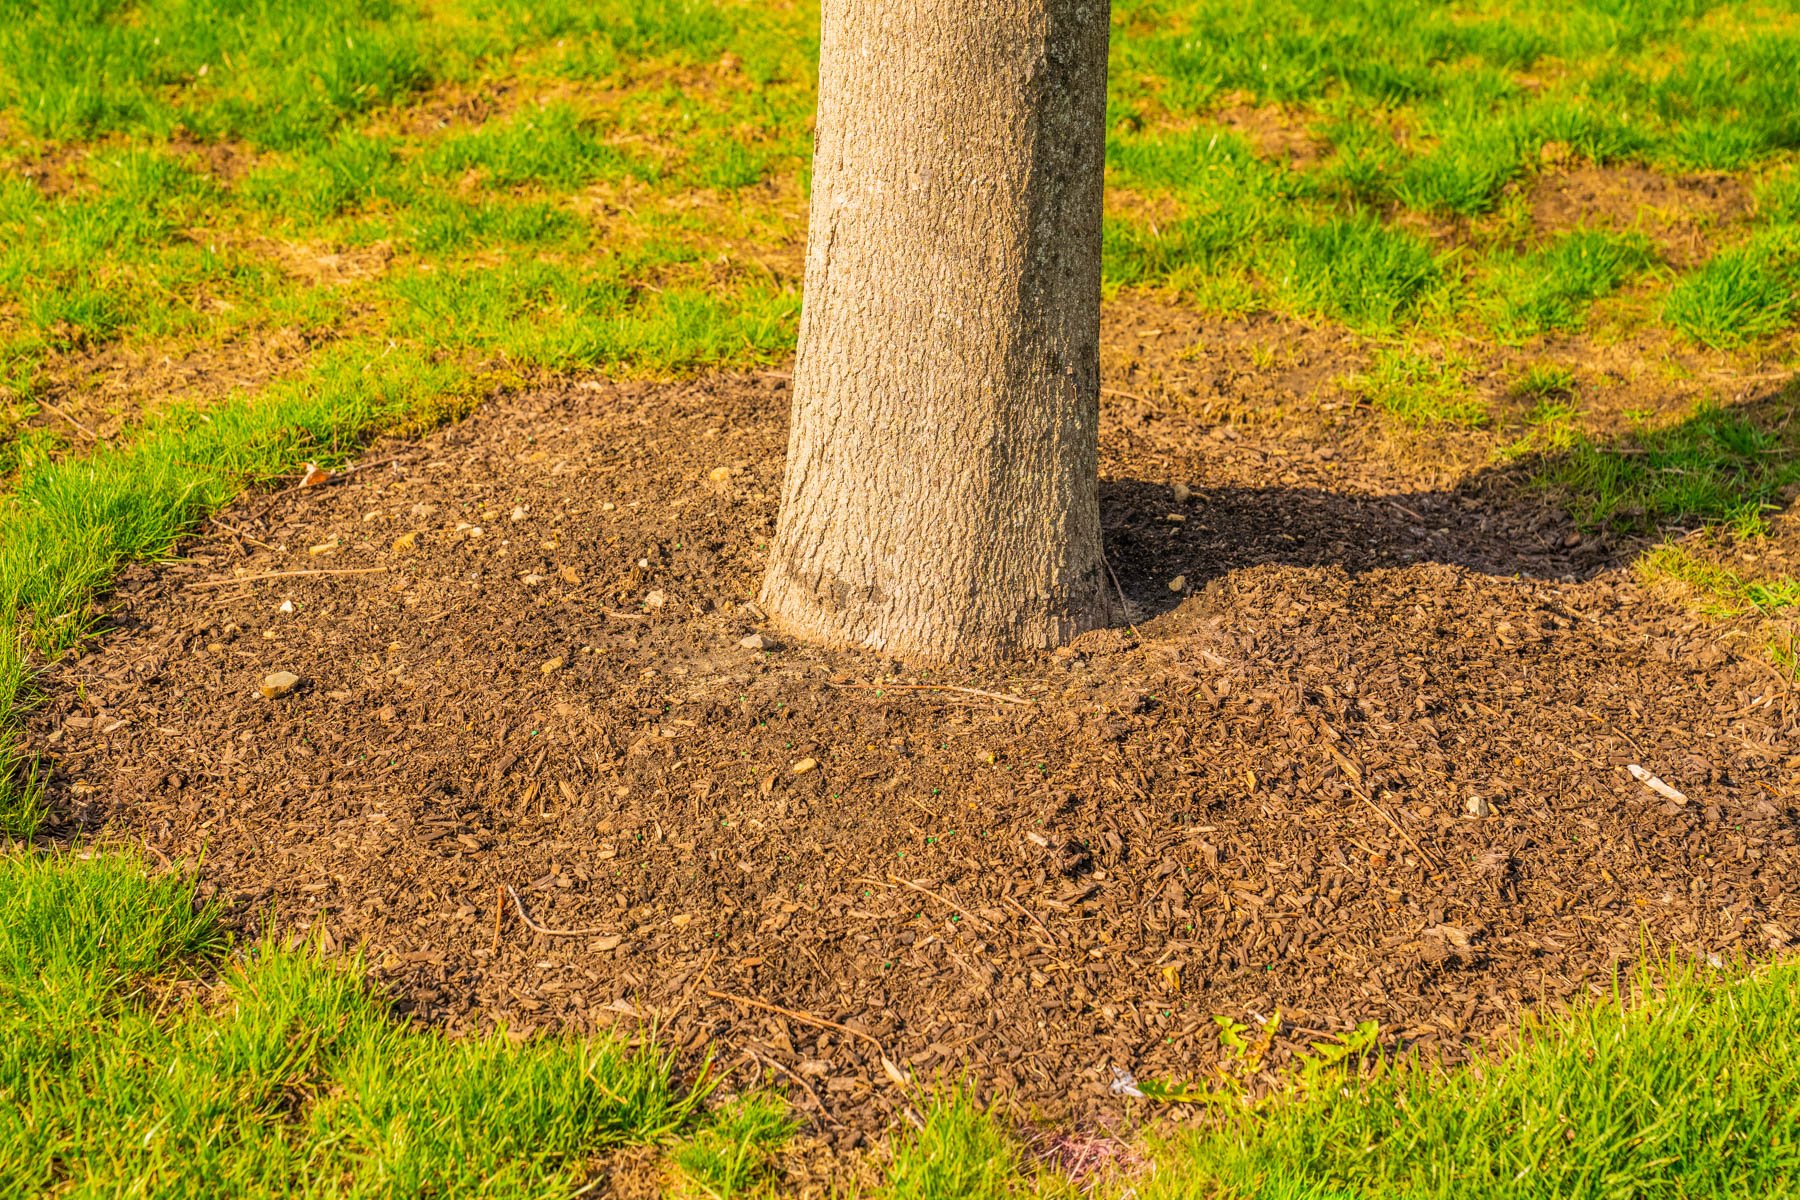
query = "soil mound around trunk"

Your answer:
(33, 372), (1799, 1136)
